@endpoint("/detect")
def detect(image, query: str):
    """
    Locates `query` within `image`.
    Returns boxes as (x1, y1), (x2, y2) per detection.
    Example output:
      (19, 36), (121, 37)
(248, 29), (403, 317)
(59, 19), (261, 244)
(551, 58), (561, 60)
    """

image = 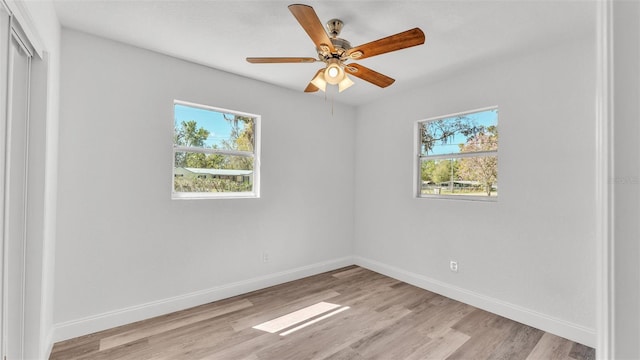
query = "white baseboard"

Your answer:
(354, 256), (596, 348)
(52, 256), (354, 343)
